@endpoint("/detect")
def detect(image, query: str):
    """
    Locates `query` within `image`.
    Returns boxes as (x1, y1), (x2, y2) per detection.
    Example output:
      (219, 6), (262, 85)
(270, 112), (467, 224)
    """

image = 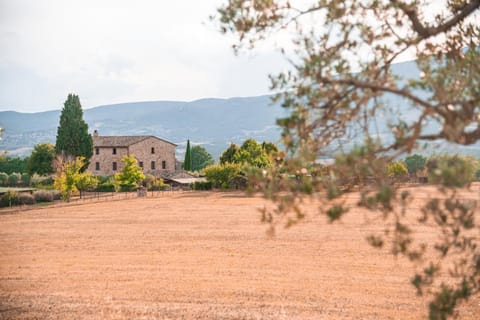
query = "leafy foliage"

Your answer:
(220, 138), (278, 168)
(114, 154), (145, 191)
(76, 172), (98, 198)
(0, 172), (8, 186)
(220, 143), (240, 164)
(216, 0), (480, 318)
(405, 154), (427, 175)
(142, 174), (167, 191)
(191, 145), (214, 171)
(0, 190), (19, 207)
(0, 154), (28, 174)
(27, 143), (55, 176)
(54, 156), (85, 201)
(55, 94), (93, 170)
(203, 163), (243, 189)
(233, 138), (270, 168)
(427, 154), (478, 188)
(7, 172), (21, 186)
(386, 161), (408, 178)
(192, 181), (213, 190)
